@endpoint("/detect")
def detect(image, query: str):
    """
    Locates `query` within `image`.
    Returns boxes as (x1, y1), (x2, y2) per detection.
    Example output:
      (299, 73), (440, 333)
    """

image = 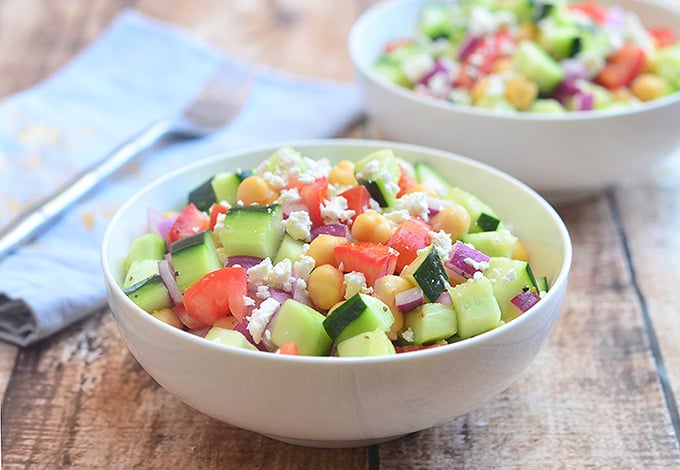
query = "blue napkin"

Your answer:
(0, 10), (362, 346)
